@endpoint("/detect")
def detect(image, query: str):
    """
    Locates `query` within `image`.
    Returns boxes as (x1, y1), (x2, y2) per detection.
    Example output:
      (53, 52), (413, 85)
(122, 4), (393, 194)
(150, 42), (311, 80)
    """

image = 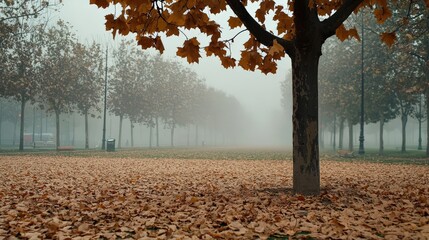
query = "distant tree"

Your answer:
(72, 41), (104, 149)
(38, 20), (78, 149)
(109, 40), (151, 148)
